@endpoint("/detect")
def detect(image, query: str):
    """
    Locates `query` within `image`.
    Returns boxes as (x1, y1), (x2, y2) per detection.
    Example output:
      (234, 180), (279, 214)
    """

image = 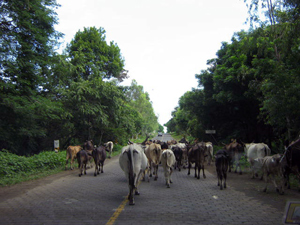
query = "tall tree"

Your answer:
(0, 0), (64, 155)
